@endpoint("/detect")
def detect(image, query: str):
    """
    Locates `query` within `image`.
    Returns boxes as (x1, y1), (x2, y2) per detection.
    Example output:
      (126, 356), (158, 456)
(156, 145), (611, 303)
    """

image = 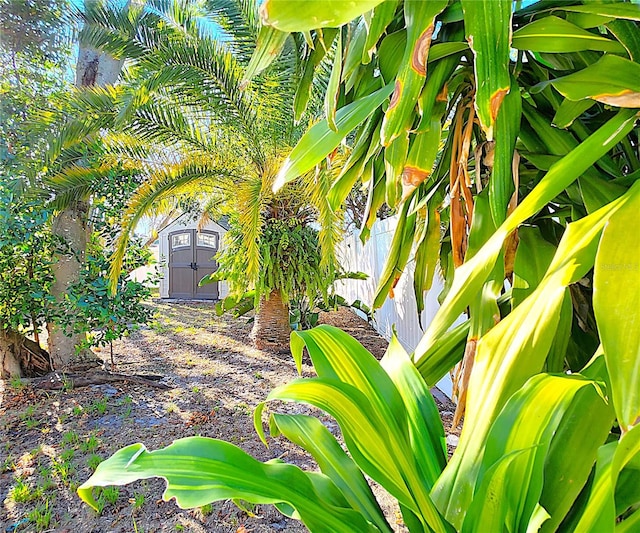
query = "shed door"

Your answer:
(168, 229), (219, 299)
